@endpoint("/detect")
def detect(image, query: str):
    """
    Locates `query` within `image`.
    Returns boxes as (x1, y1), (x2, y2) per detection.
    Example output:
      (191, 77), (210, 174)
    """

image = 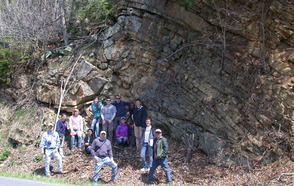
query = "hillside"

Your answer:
(0, 0), (293, 185)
